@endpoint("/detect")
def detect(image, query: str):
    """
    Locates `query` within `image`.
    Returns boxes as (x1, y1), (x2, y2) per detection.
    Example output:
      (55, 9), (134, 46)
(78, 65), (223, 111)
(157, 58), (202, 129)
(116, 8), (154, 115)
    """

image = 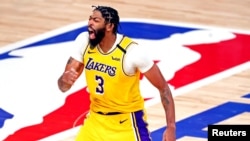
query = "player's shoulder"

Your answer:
(117, 33), (139, 47)
(116, 34), (141, 55)
(75, 31), (89, 42)
(119, 34), (136, 42)
(73, 31), (89, 48)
